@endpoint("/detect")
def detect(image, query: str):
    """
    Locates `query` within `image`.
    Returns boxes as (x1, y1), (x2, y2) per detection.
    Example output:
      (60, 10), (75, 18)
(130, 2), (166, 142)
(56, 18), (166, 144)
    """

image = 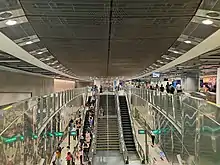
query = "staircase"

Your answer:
(119, 96), (136, 152)
(96, 95), (119, 151)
